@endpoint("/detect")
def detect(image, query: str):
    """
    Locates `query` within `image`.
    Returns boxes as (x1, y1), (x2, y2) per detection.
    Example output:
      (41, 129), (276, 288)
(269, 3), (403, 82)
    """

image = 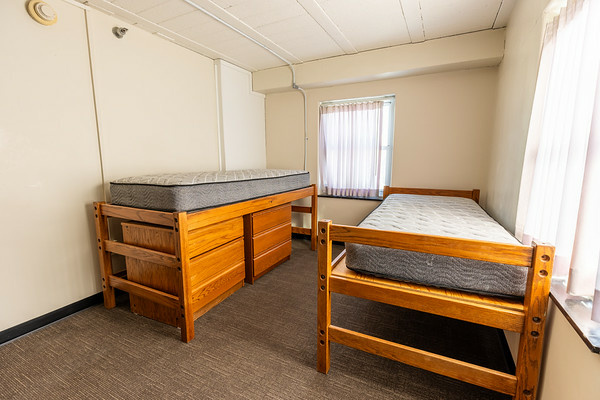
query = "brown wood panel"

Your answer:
(253, 223), (291, 256)
(189, 238), (245, 288)
(191, 262), (245, 312)
(174, 212), (195, 343)
(515, 242), (555, 400)
(94, 202), (115, 309)
(331, 259), (525, 332)
(122, 222), (178, 326)
(383, 186), (480, 202)
(187, 217), (243, 258)
(100, 203), (175, 226)
(292, 226), (311, 235)
(329, 224), (533, 267)
(292, 205), (312, 214)
(329, 326), (517, 396)
(108, 275), (179, 310)
(310, 185), (318, 250)
(252, 203), (291, 235)
(193, 281), (244, 320)
(253, 240), (292, 277)
(186, 186), (313, 231)
(317, 220), (332, 373)
(105, 240), (178, 268)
